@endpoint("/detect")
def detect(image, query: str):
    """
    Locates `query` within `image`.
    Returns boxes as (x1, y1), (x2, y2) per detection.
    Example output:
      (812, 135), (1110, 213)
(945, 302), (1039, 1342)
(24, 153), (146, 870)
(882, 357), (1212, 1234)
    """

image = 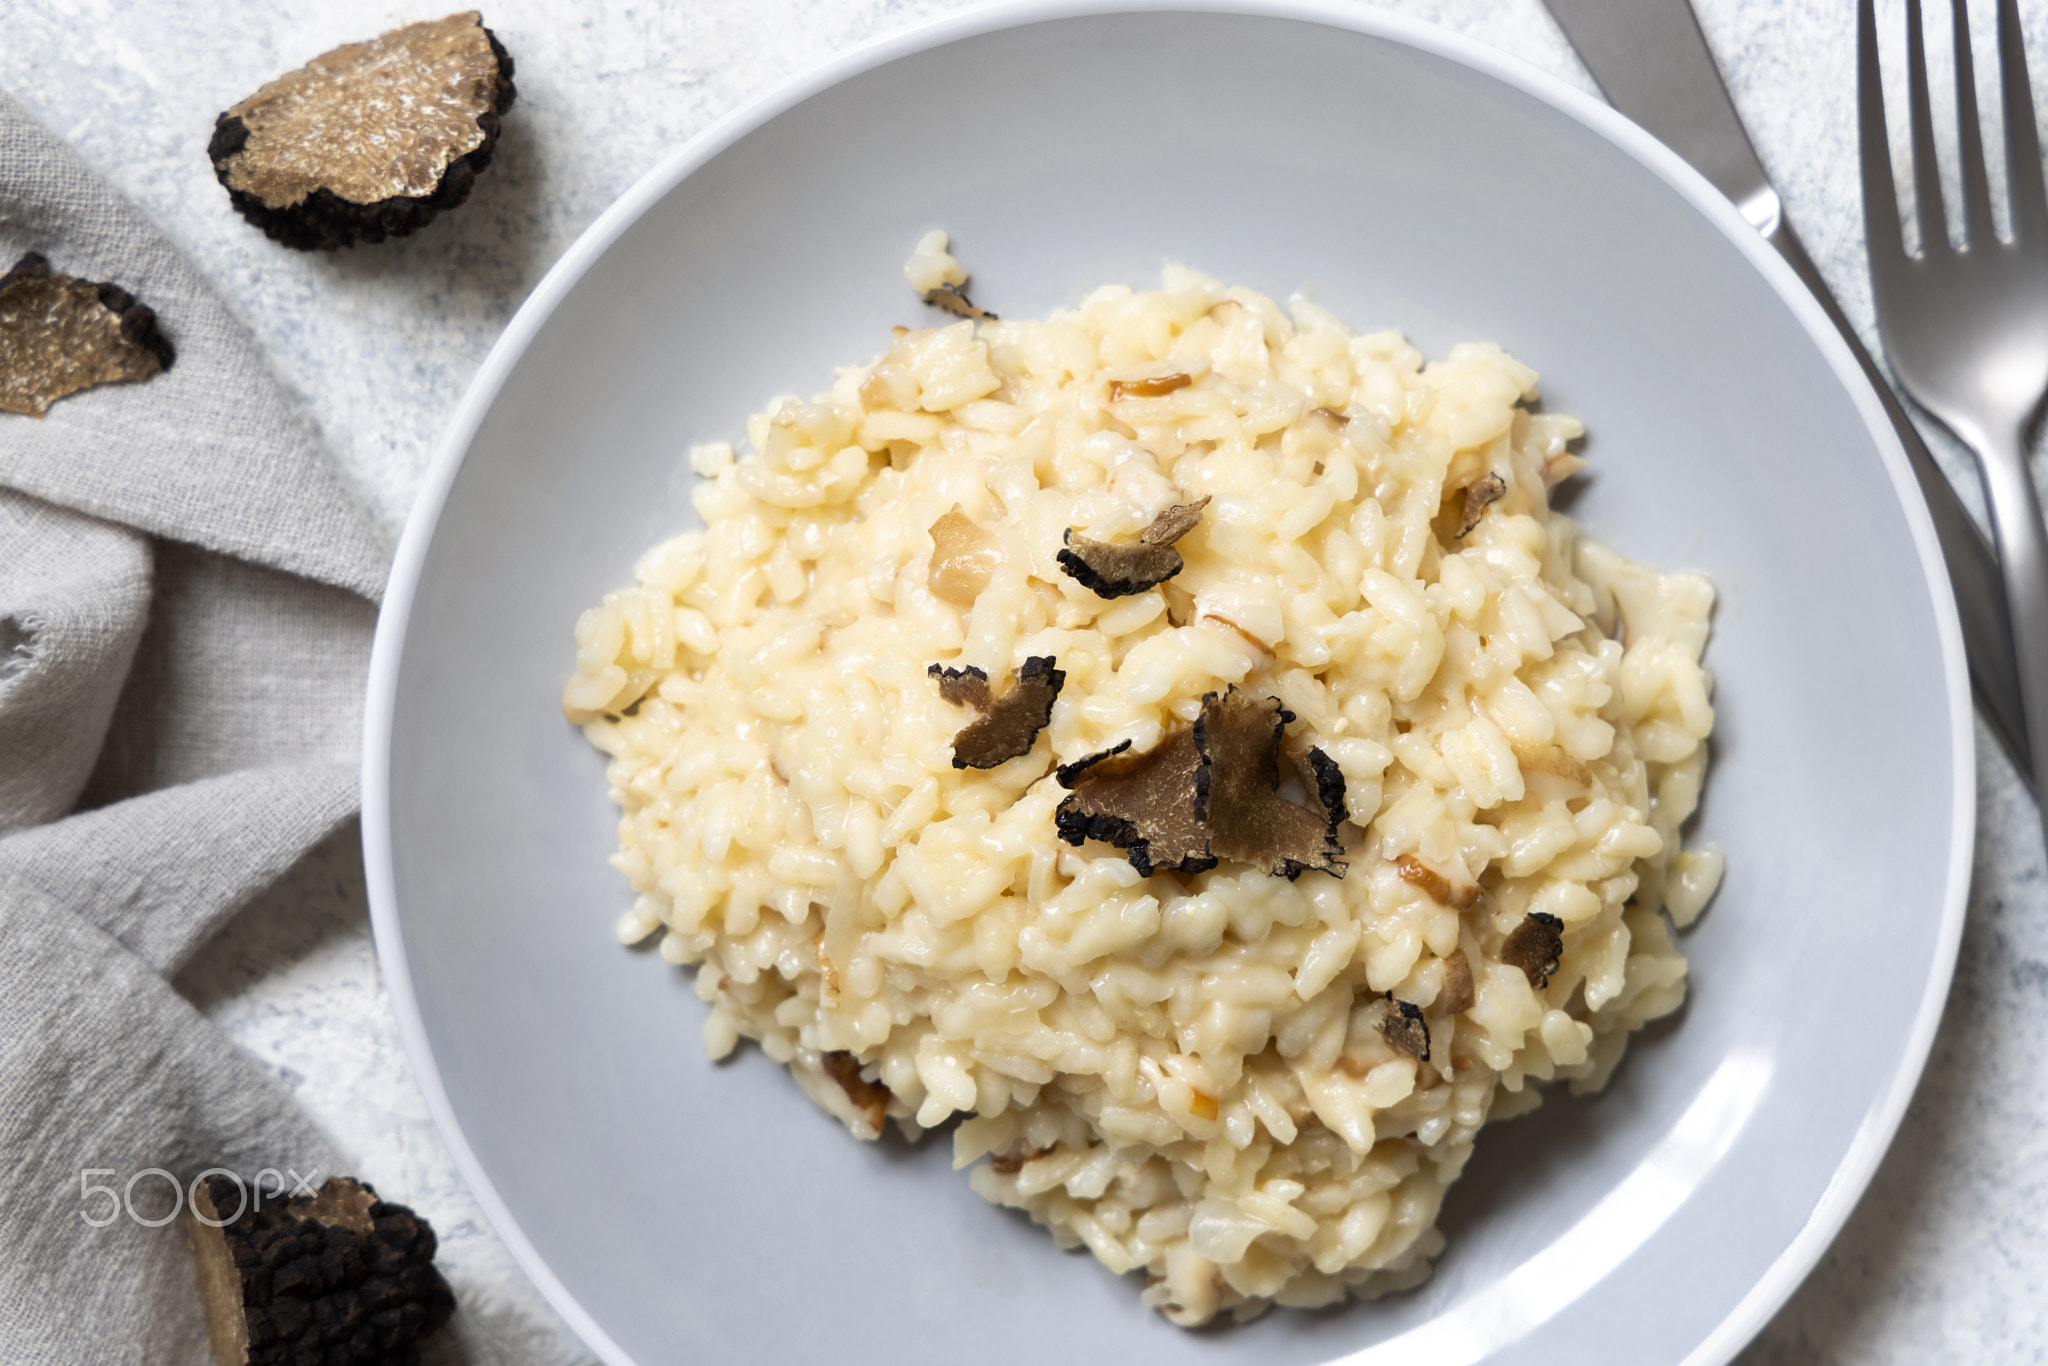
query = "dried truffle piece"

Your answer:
(185, 1174), (453, 1366)
(1194, 688), (1345, 879)
(0, 253), (174, 417)
(1456, 472), (1507, 539)
(930, 655), (1065, 768)
(1056, 495), (1211, 599)
(928, 505), (1002, 605)
(1378, 996), (1432, 1061)
(1395, 854), (1481, 910)
(1437, 950), (1476, 1017)
(1054, 726), (1216, 876)
(923, 283), (997, 321)
(1108, 372), (1193, 401)
(209, 13), (517, 251)
(823, 1050), (891, 1132)
(1501, 912), (1566, 988)
(928, 663), (991, 710)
